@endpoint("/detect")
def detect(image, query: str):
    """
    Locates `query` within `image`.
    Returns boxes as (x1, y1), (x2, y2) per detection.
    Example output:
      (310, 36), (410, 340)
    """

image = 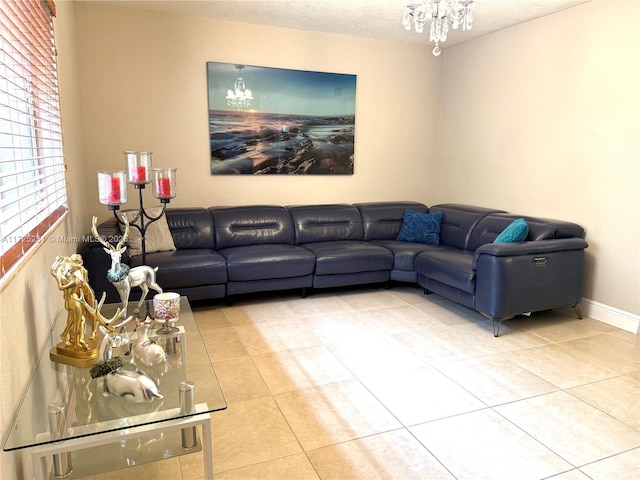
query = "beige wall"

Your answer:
(1, 1), (638, 475)
(74, 2), (442, 224)
(0, 1), (88, 477)
(436, 1), (640, 319)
